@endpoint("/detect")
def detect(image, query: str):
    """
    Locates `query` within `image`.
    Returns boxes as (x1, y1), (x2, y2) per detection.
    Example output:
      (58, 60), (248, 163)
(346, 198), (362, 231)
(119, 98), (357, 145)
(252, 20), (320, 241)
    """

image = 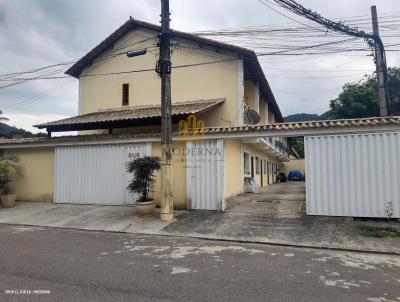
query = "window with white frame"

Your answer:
(255, 157), (260, 174)
(243, 152), (250, 174)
